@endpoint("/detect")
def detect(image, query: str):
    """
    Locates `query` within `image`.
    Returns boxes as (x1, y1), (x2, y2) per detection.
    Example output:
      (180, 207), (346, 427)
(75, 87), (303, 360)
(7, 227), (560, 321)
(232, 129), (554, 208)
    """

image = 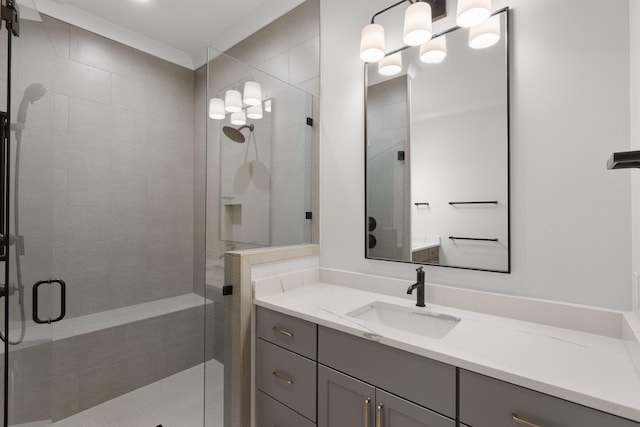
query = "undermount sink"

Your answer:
(347, 301), (461, 339)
